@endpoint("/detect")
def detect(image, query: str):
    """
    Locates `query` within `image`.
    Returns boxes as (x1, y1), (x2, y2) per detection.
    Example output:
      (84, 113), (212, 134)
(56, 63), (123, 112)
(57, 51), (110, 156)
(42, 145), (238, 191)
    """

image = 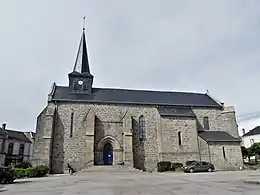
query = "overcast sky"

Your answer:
(0, 0), (260, 134)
